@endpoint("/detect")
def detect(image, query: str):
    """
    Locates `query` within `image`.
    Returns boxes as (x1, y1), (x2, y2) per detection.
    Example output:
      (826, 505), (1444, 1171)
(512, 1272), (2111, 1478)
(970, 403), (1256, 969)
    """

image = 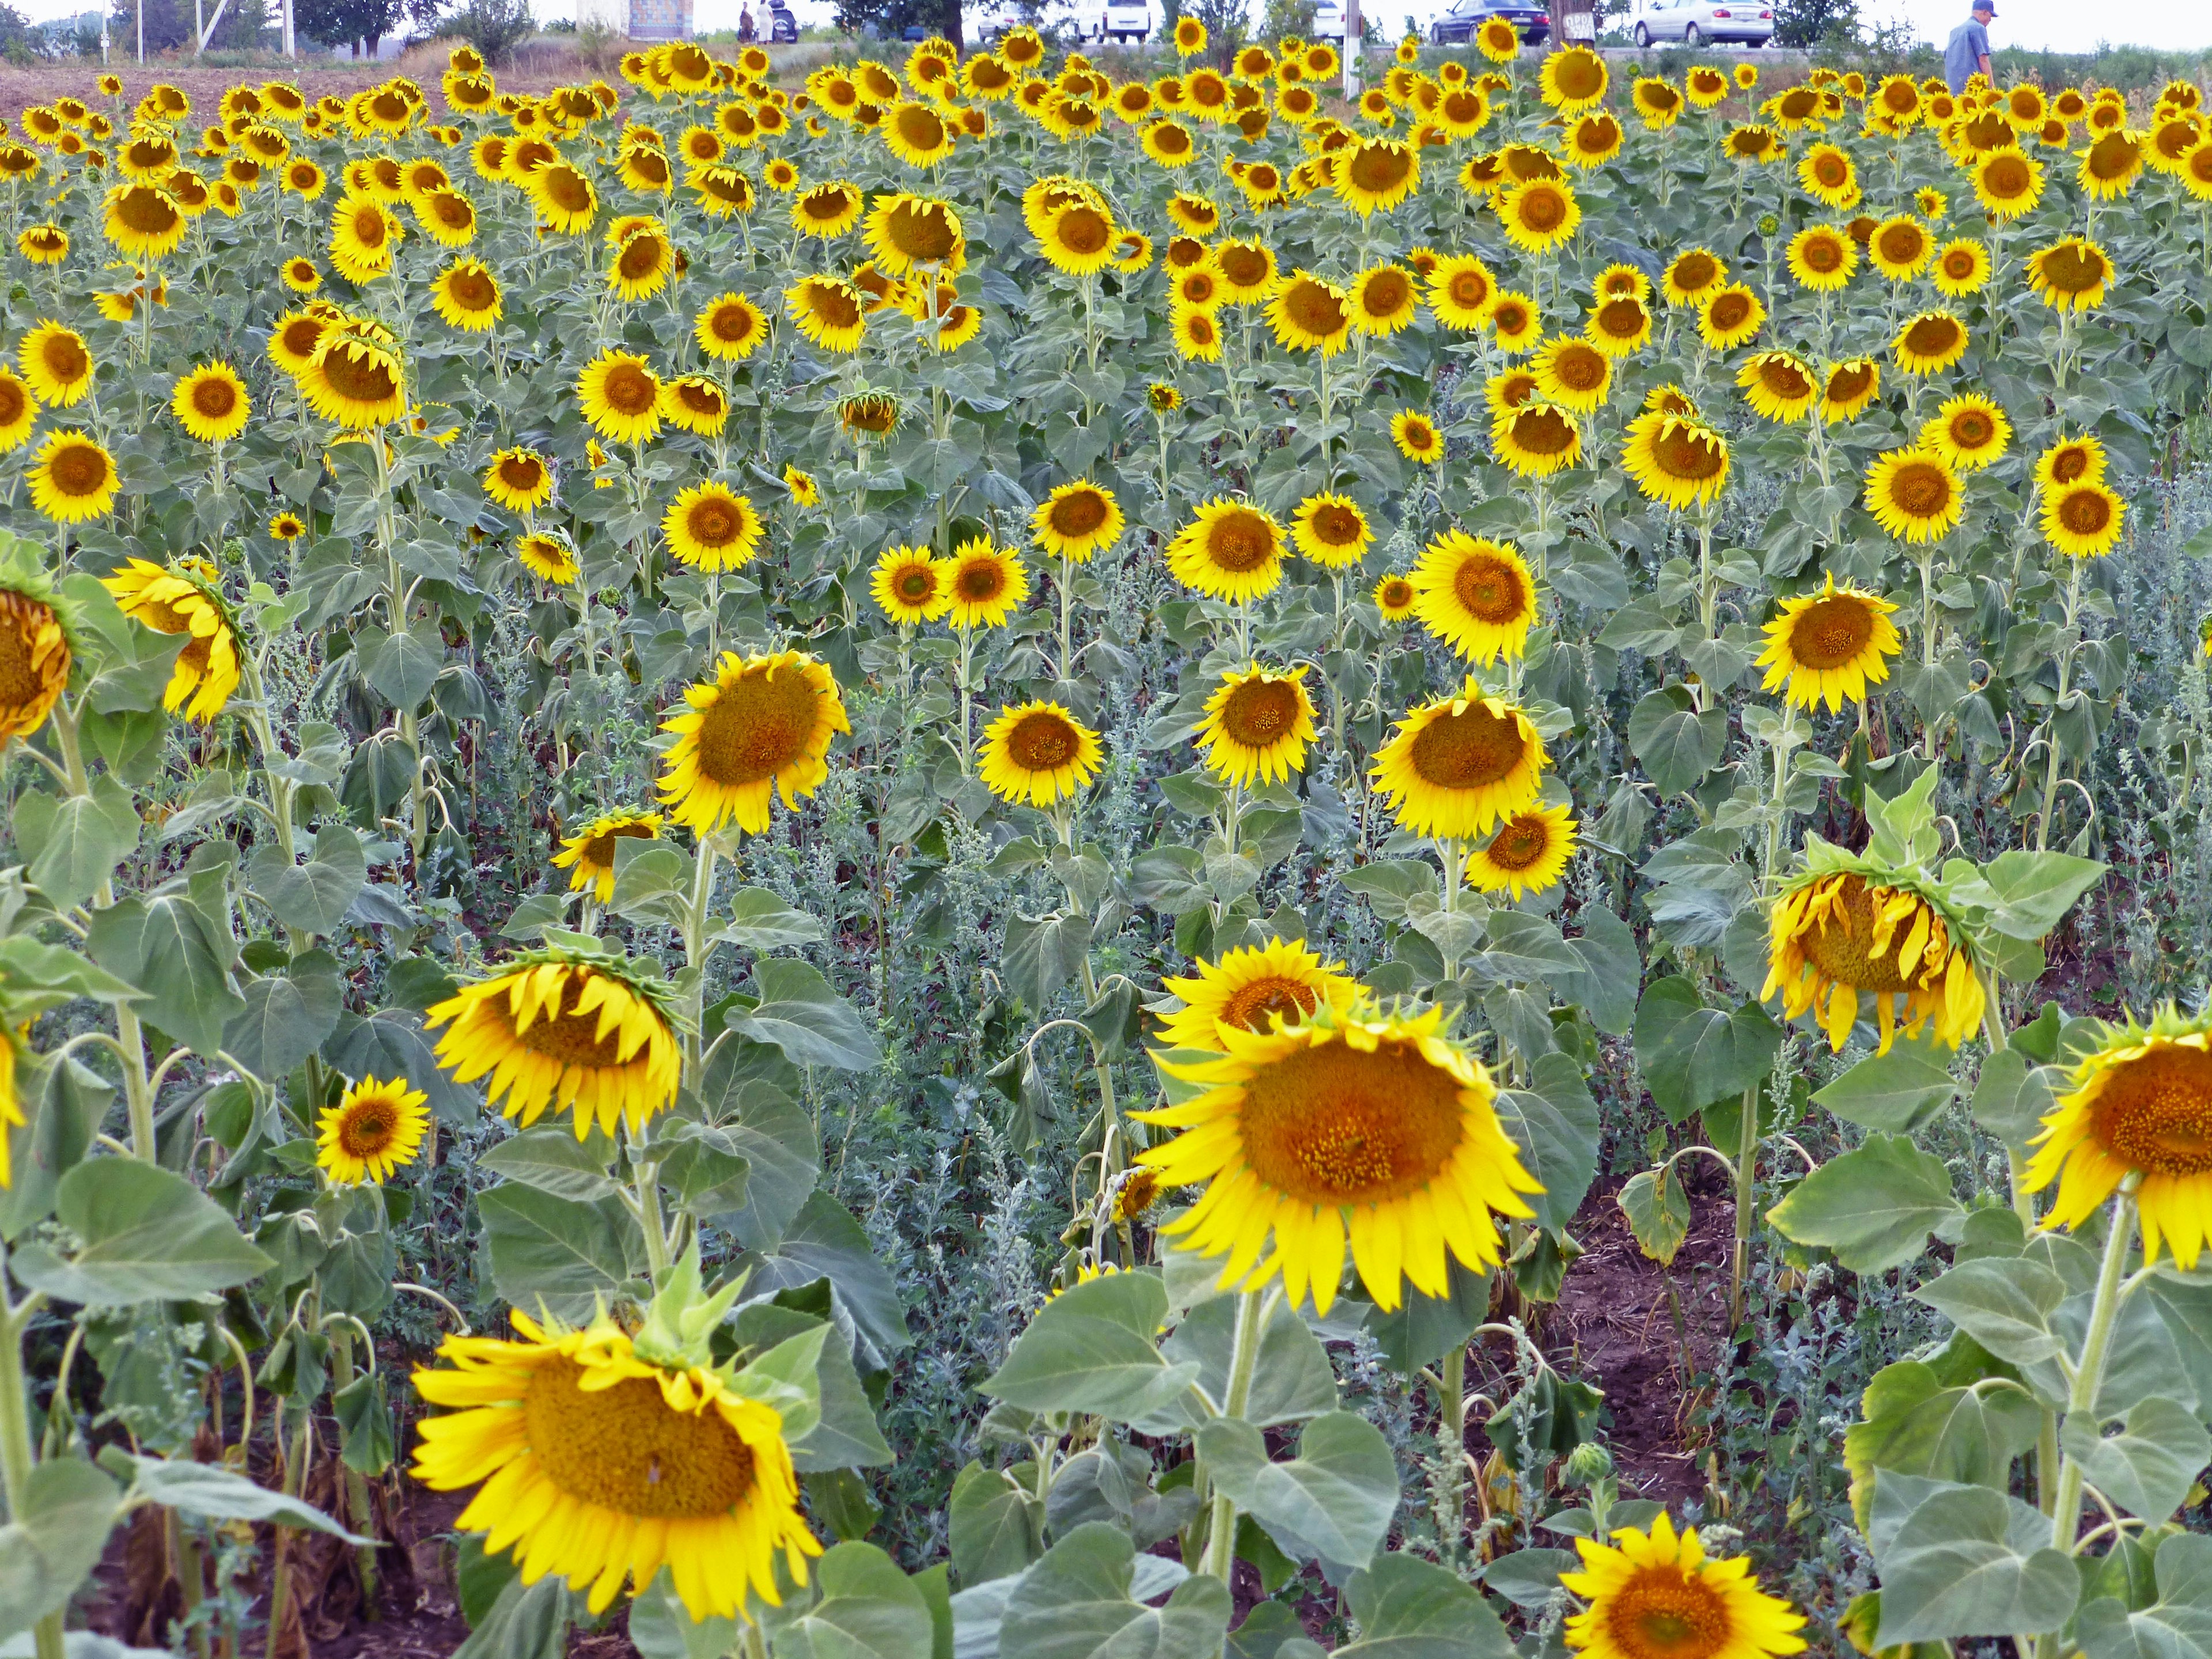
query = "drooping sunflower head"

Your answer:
(98, 556), (237, 719)
(978, 699), (1104, 808)
(516, 530), (578, 585)
(2041, 480), (2126, 558)
(1157, 937), (1359, 1054)
(1469, 802), (1578, 902)
(1891, 308), (1968, 376)
(658, 374), (729, 437)
(1411, 531), (1538, 666)
(2024, 1005), (2212, 1268)
(658, 650), (849, 835)
(863, 190), (964, 275)
(785, 275), (866, 353)
(1194, 664), (1317, 788)
(1754, 574), (1903, 713)
(1372, 680), (1546, 839)
(551, 809), (663, 903)
(317, 1075), (430, 1185)
(1166, 498), (1287, 604)
(2026, 236), (2113, 312)
(1139, 1000), (1541, 1315)
(1763, 866), (1982, 1054)
(1622, 412), (1731, 512)
(1819, 359), (1881, 425)
(1737, 351), (1818, 425)
(1495, 402), (1583, 478)
(103, 181), (186, 256)
(1560, 1512), (1808, 1659)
